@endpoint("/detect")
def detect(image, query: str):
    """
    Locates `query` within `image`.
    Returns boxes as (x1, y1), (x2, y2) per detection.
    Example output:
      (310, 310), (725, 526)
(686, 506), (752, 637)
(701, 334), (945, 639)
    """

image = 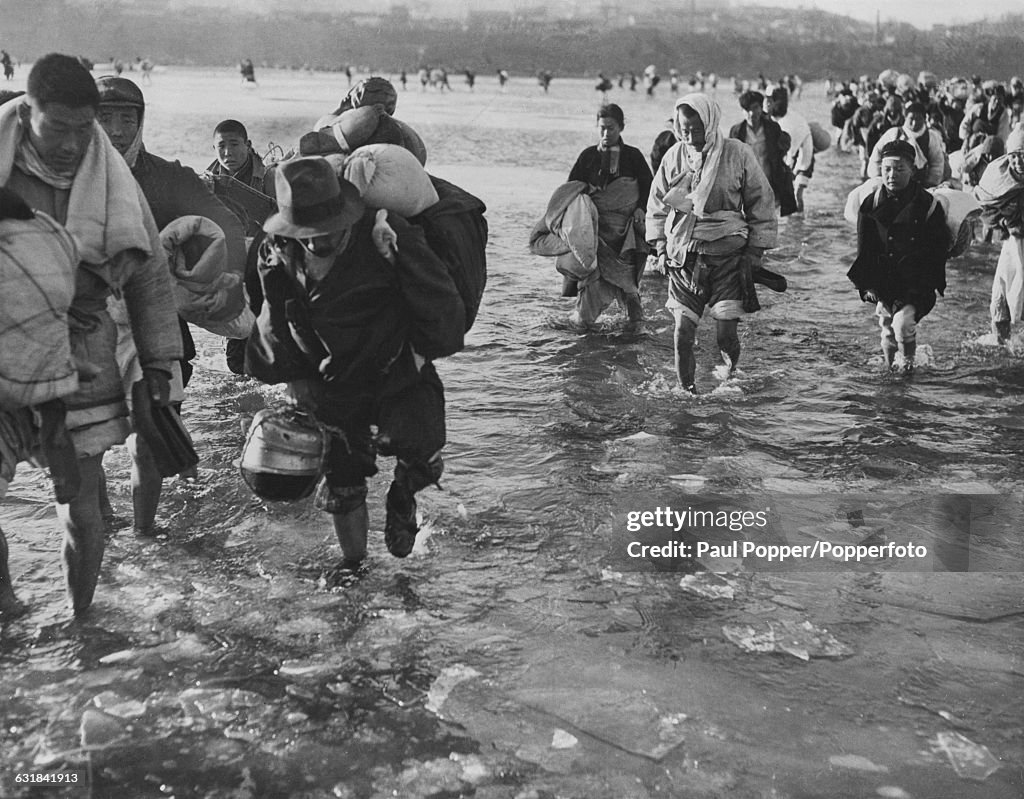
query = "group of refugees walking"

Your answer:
(831, 72), (1024, 345)
(0, 56), (487, 621)
(2, 55), (1023, 622)
(533, 86), (819, 391)
(534, 71), (1024, 388)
